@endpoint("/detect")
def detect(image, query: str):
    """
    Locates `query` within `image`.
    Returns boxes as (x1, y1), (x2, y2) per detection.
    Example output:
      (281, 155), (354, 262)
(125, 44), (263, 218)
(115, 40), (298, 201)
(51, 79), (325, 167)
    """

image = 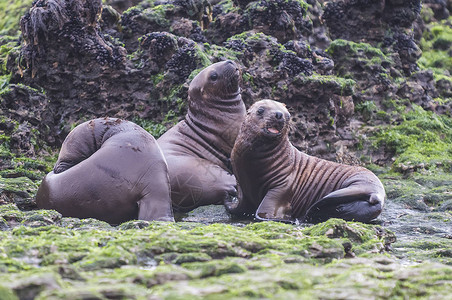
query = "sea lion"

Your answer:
(158, 60), (246, 212)
(36, 118), (174, 224)
(228, 99), (385, 223)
